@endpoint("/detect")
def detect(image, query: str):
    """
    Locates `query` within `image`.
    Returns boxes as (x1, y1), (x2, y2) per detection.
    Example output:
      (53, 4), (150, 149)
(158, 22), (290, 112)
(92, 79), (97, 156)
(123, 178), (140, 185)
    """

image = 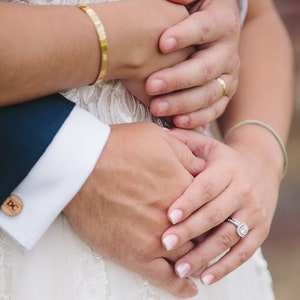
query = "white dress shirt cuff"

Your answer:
(0, 106), (110, 250)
